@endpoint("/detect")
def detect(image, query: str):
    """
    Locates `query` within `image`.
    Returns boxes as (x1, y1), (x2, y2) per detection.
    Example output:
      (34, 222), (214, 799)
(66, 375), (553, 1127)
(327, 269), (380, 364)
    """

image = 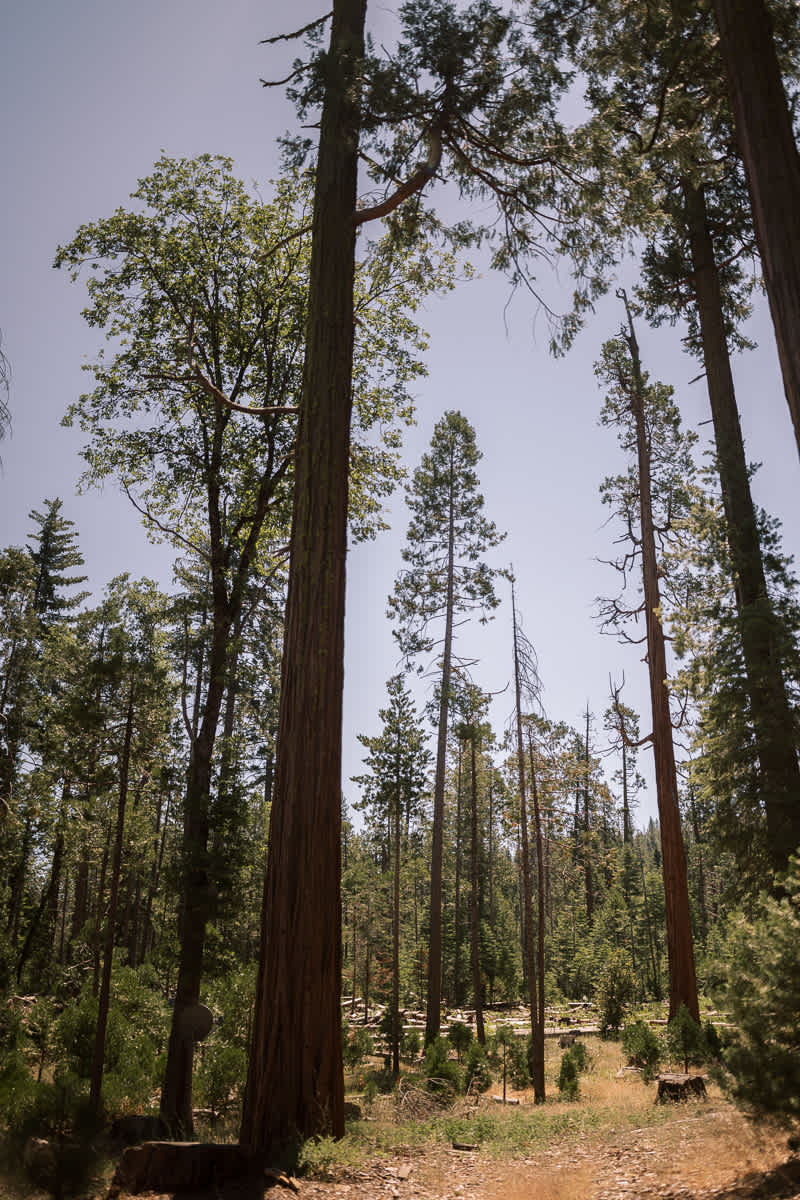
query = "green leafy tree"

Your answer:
(390, 410), (503, 1044)
(58, 151), (441, 1137)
